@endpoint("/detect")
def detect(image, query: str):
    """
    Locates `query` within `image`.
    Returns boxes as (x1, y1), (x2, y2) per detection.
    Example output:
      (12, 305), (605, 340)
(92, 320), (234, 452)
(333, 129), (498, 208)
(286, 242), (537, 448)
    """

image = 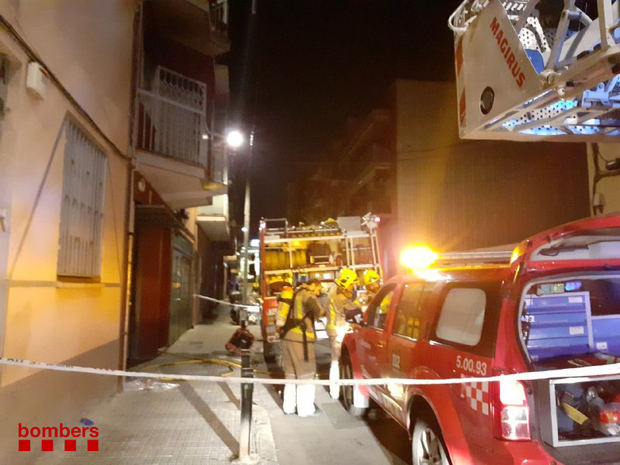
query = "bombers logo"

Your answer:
(490, 16), (526, 88)
(18, 422), (99, 452)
